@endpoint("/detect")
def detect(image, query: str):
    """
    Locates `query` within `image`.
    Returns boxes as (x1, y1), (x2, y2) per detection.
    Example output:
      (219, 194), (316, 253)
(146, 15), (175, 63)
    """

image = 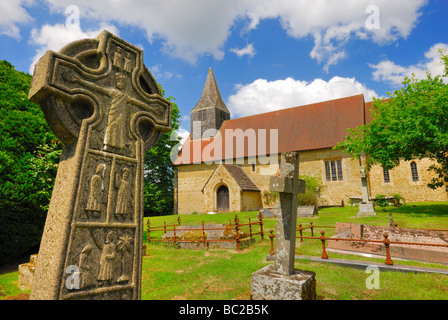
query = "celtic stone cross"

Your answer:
(28, 31), (172, 300)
